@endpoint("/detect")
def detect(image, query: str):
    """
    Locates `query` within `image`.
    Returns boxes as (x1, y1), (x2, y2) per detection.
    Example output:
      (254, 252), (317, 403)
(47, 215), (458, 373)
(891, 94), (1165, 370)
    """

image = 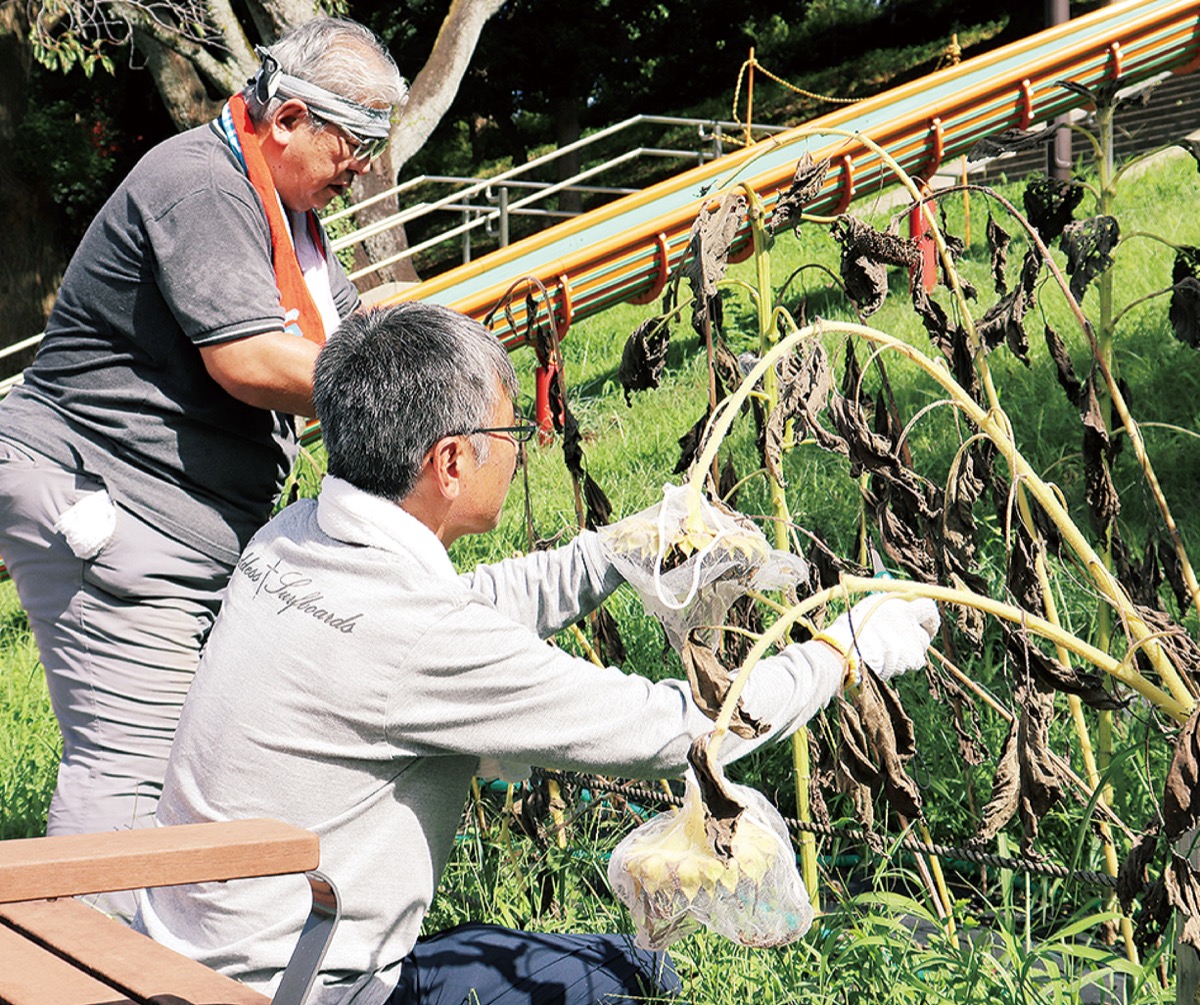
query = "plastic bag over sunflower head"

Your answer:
(607, 734), (813, 950)
(597, 483), (808, 651)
